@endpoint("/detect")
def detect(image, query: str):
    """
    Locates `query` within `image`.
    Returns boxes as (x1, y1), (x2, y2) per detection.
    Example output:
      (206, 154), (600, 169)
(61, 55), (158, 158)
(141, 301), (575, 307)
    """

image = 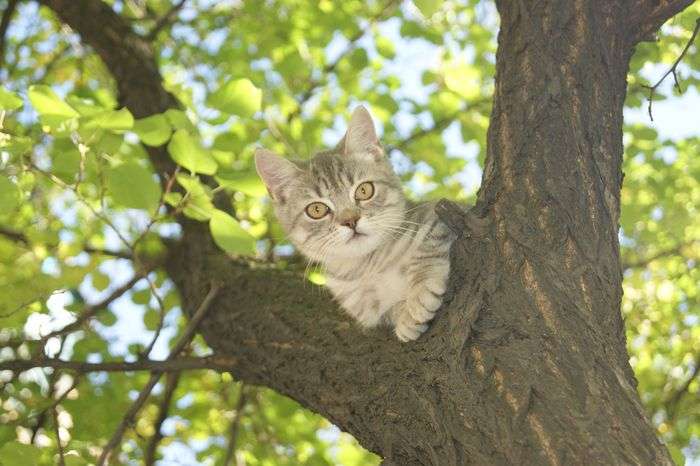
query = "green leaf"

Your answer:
(83, 108), (134, 131)
(209, 209), (256, 256)
(133, 113), (172, 146)
(0, 441), (40, 466)
(51, 138), (81, 181)
(443, 63), (480, 99)
(144, 308), (160, 330)
(27, 85), (79, 122)
(132, 288), (151, 305)
(215, 169), (267, 197)
(66, 96), (107, 116)
(375, 36), (396, 59)
(92, 271), (110, 292)
(164, 109), (195, 131)
(207, 79), (262, 118)
(106, 162), (162, 211)
(0, 176), (19, 215)
(64, 455), (89, 466)
(97, 309), (117, 326)
(414, 0), (443, 17)
(175, 174), (215, 221)
(167, 129), (218, 175)
(0, 87), (22, 111)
